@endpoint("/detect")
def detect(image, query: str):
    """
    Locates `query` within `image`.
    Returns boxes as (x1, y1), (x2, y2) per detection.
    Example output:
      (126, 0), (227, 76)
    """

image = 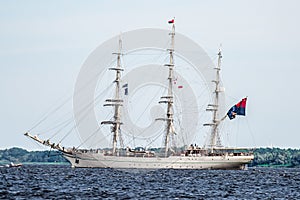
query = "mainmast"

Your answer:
(101, 37), (124, 155)
(204, 48), (223, 152)
(156, 19), (176, 157)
